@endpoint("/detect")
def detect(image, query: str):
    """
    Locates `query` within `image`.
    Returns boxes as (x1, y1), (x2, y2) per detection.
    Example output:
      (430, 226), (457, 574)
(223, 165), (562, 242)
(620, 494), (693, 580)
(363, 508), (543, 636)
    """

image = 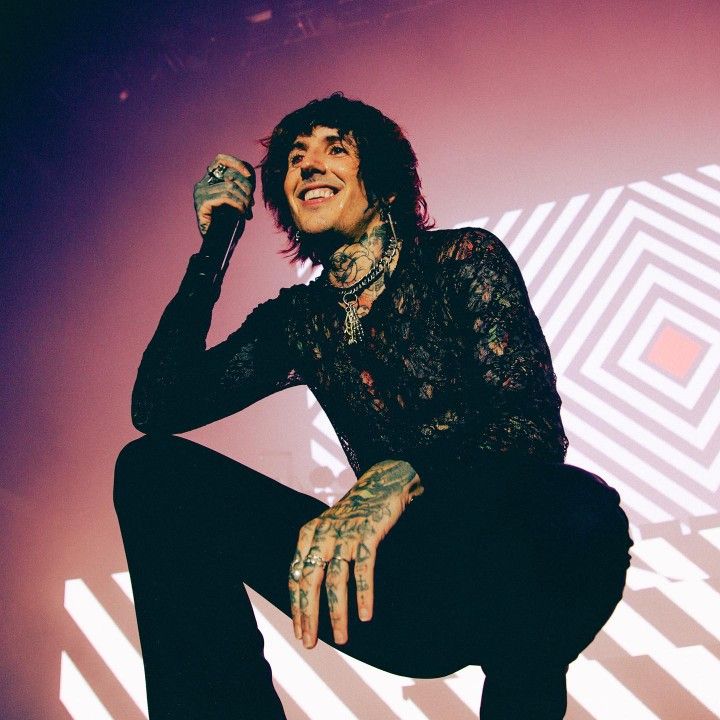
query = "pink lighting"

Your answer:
(645, 322), (704, 382)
